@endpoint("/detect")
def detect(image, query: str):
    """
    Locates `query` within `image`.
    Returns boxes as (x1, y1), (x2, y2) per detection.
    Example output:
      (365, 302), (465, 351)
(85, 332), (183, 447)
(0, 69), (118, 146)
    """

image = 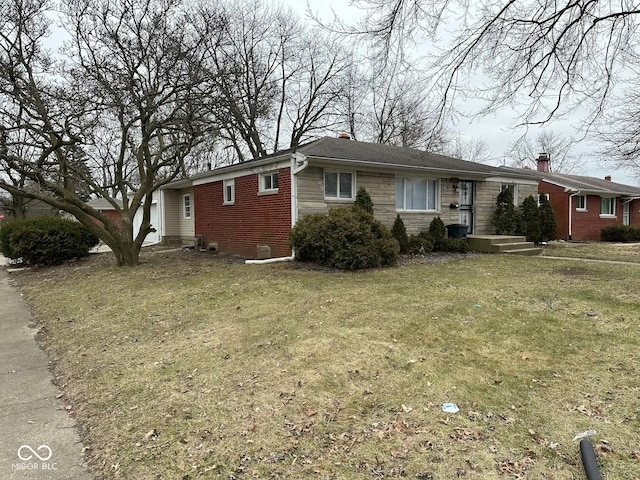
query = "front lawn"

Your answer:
(543, 241), (640, 263)
(13, 250), (640, 479)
